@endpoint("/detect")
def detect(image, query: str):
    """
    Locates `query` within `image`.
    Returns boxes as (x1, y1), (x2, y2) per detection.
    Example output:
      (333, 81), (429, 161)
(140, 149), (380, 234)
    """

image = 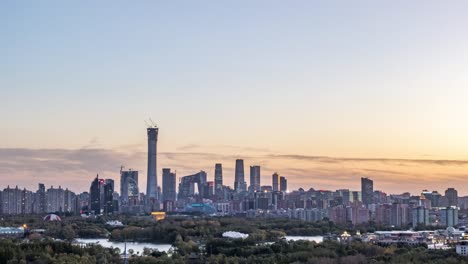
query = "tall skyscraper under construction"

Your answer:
(146, 125), (159, 210)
